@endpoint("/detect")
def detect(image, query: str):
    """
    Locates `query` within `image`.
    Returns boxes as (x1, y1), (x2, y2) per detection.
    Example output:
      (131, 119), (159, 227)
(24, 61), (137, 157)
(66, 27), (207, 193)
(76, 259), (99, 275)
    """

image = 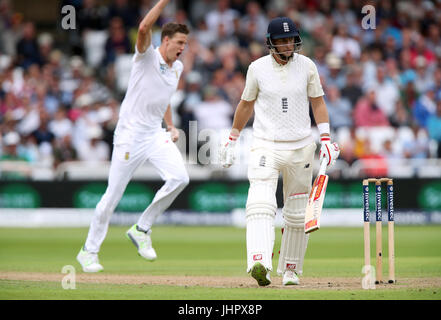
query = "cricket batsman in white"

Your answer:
(77, 0), (190, 272)
(220, 17), (340, 286)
